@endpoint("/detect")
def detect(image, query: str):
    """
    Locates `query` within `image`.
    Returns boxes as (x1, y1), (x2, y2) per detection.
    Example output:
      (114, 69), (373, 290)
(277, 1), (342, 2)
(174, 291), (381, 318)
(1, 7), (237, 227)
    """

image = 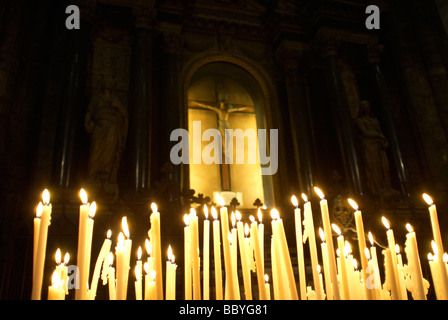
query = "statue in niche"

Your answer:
(355, 100), (398, 198)
(85, 75), (128, 198)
